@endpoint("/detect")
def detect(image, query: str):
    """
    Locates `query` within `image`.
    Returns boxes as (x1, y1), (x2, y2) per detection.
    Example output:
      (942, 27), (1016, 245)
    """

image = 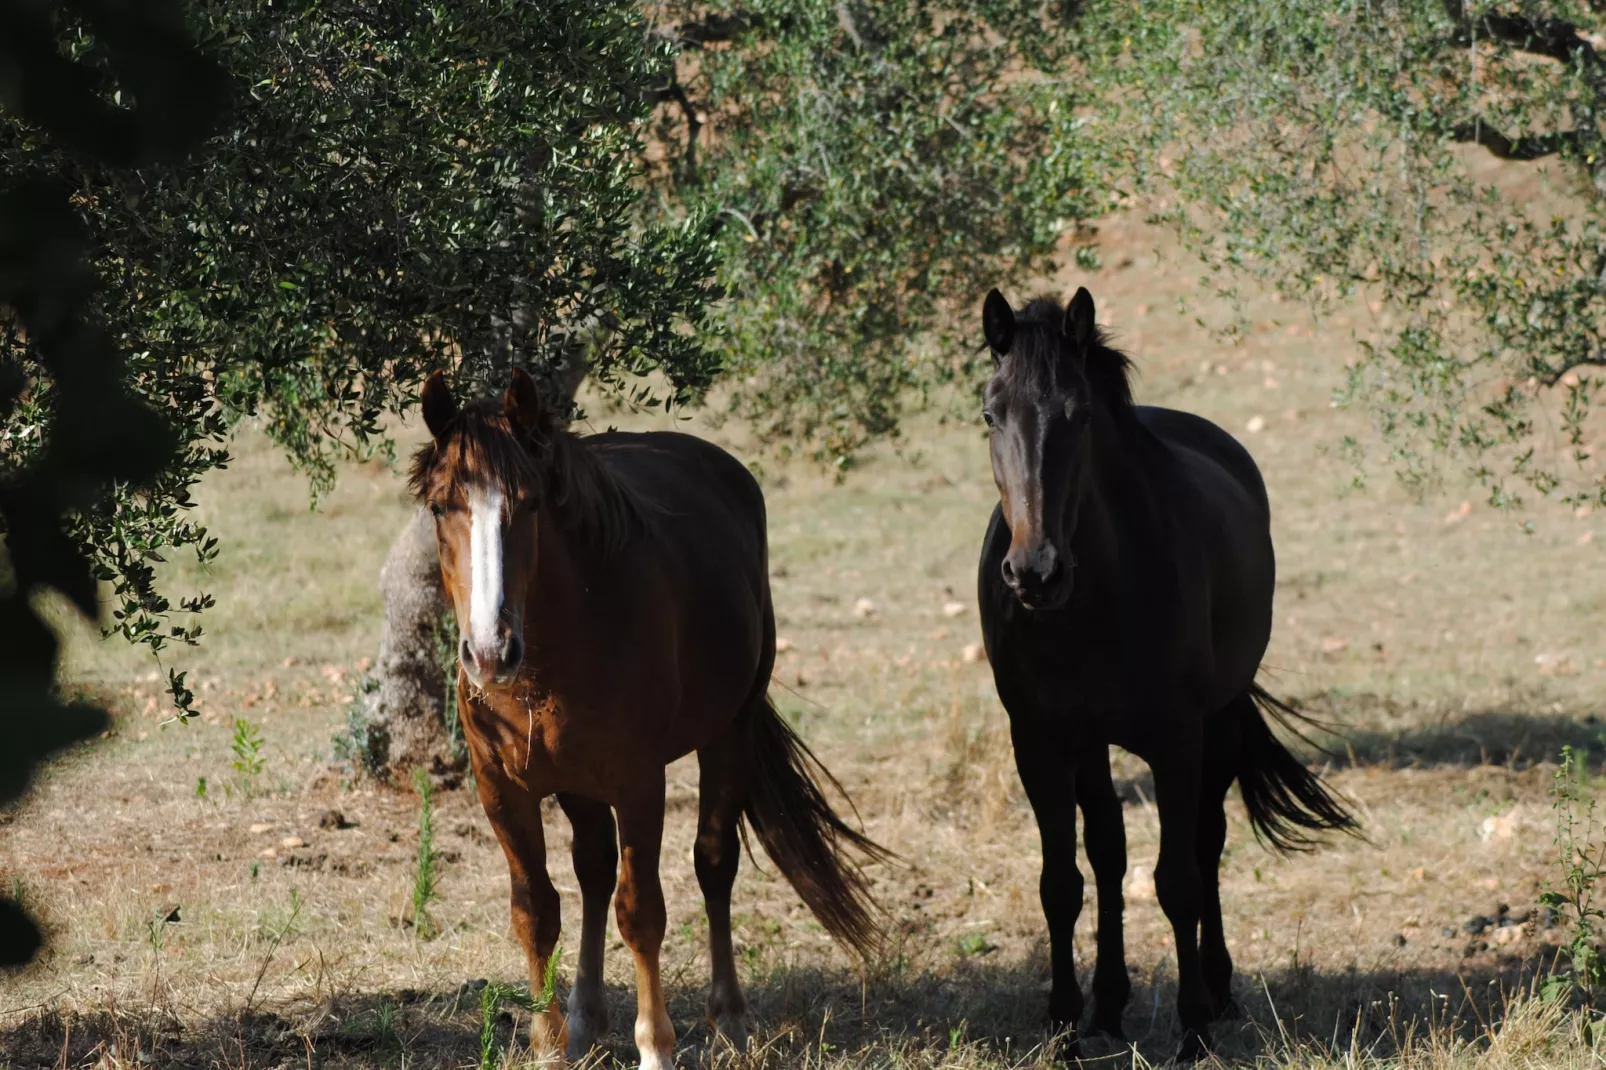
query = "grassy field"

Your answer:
(4, 207), (1606, 1069)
